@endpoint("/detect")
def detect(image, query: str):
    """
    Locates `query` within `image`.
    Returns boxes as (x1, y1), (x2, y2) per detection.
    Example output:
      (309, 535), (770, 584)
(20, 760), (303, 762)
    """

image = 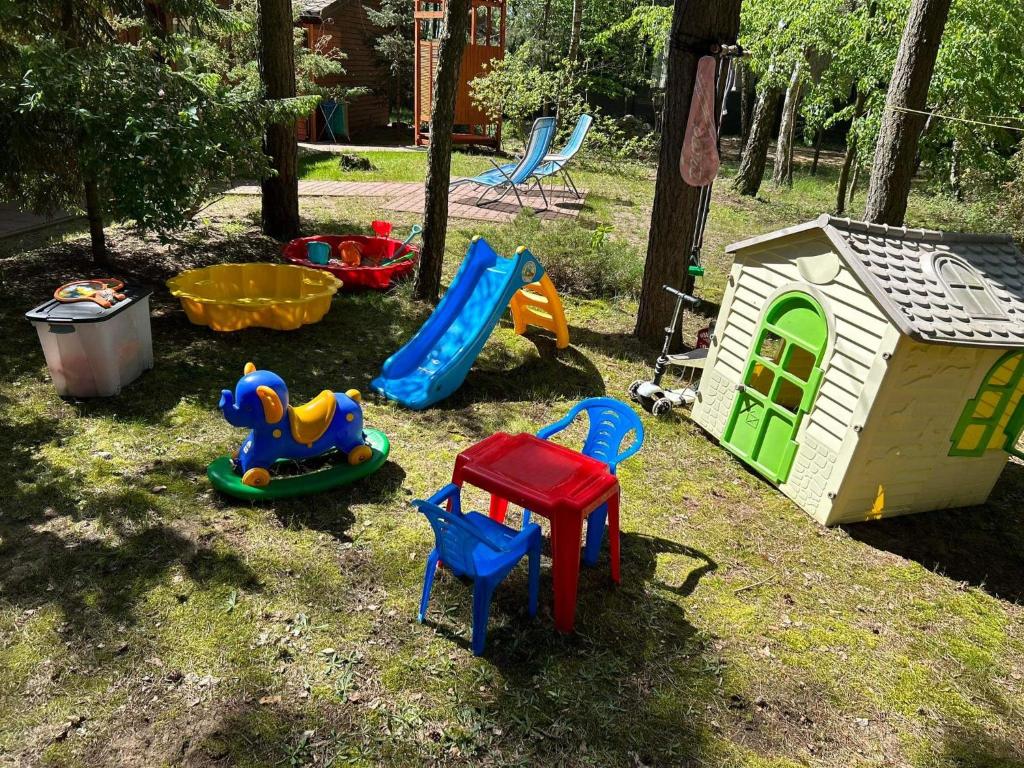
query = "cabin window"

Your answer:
(935, 256), (1004, 319)
(949, 351), (1024, 457)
